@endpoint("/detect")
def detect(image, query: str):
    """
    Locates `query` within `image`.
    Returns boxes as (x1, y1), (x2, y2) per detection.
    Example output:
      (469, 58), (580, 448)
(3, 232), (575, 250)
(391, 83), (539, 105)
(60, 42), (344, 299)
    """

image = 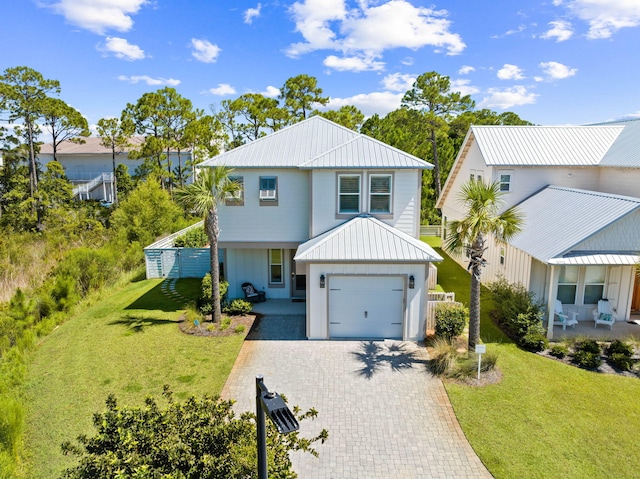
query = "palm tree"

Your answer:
(444, 180), (523, 350)
(174, 166), (240, 323)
